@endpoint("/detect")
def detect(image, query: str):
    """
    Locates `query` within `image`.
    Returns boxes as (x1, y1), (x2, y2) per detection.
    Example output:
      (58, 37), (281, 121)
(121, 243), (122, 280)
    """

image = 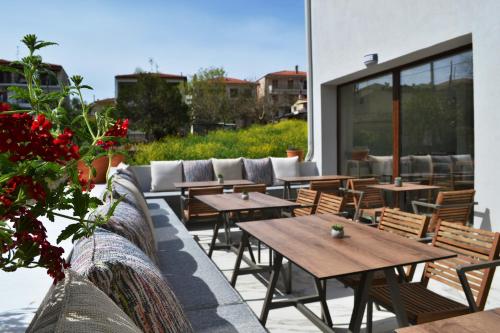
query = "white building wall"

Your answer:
(309, 0), (500, 232)
(308, 0), (500, 303)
